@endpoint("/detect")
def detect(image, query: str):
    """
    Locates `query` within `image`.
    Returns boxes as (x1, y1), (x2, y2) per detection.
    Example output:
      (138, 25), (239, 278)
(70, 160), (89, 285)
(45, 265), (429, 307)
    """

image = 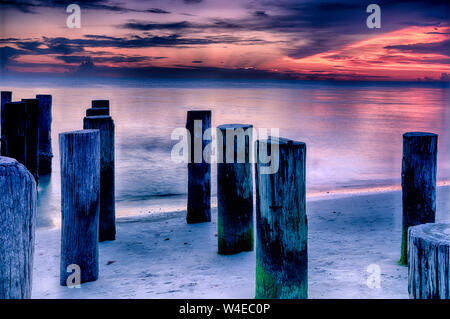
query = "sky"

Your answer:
(0, 0), (449, 81)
